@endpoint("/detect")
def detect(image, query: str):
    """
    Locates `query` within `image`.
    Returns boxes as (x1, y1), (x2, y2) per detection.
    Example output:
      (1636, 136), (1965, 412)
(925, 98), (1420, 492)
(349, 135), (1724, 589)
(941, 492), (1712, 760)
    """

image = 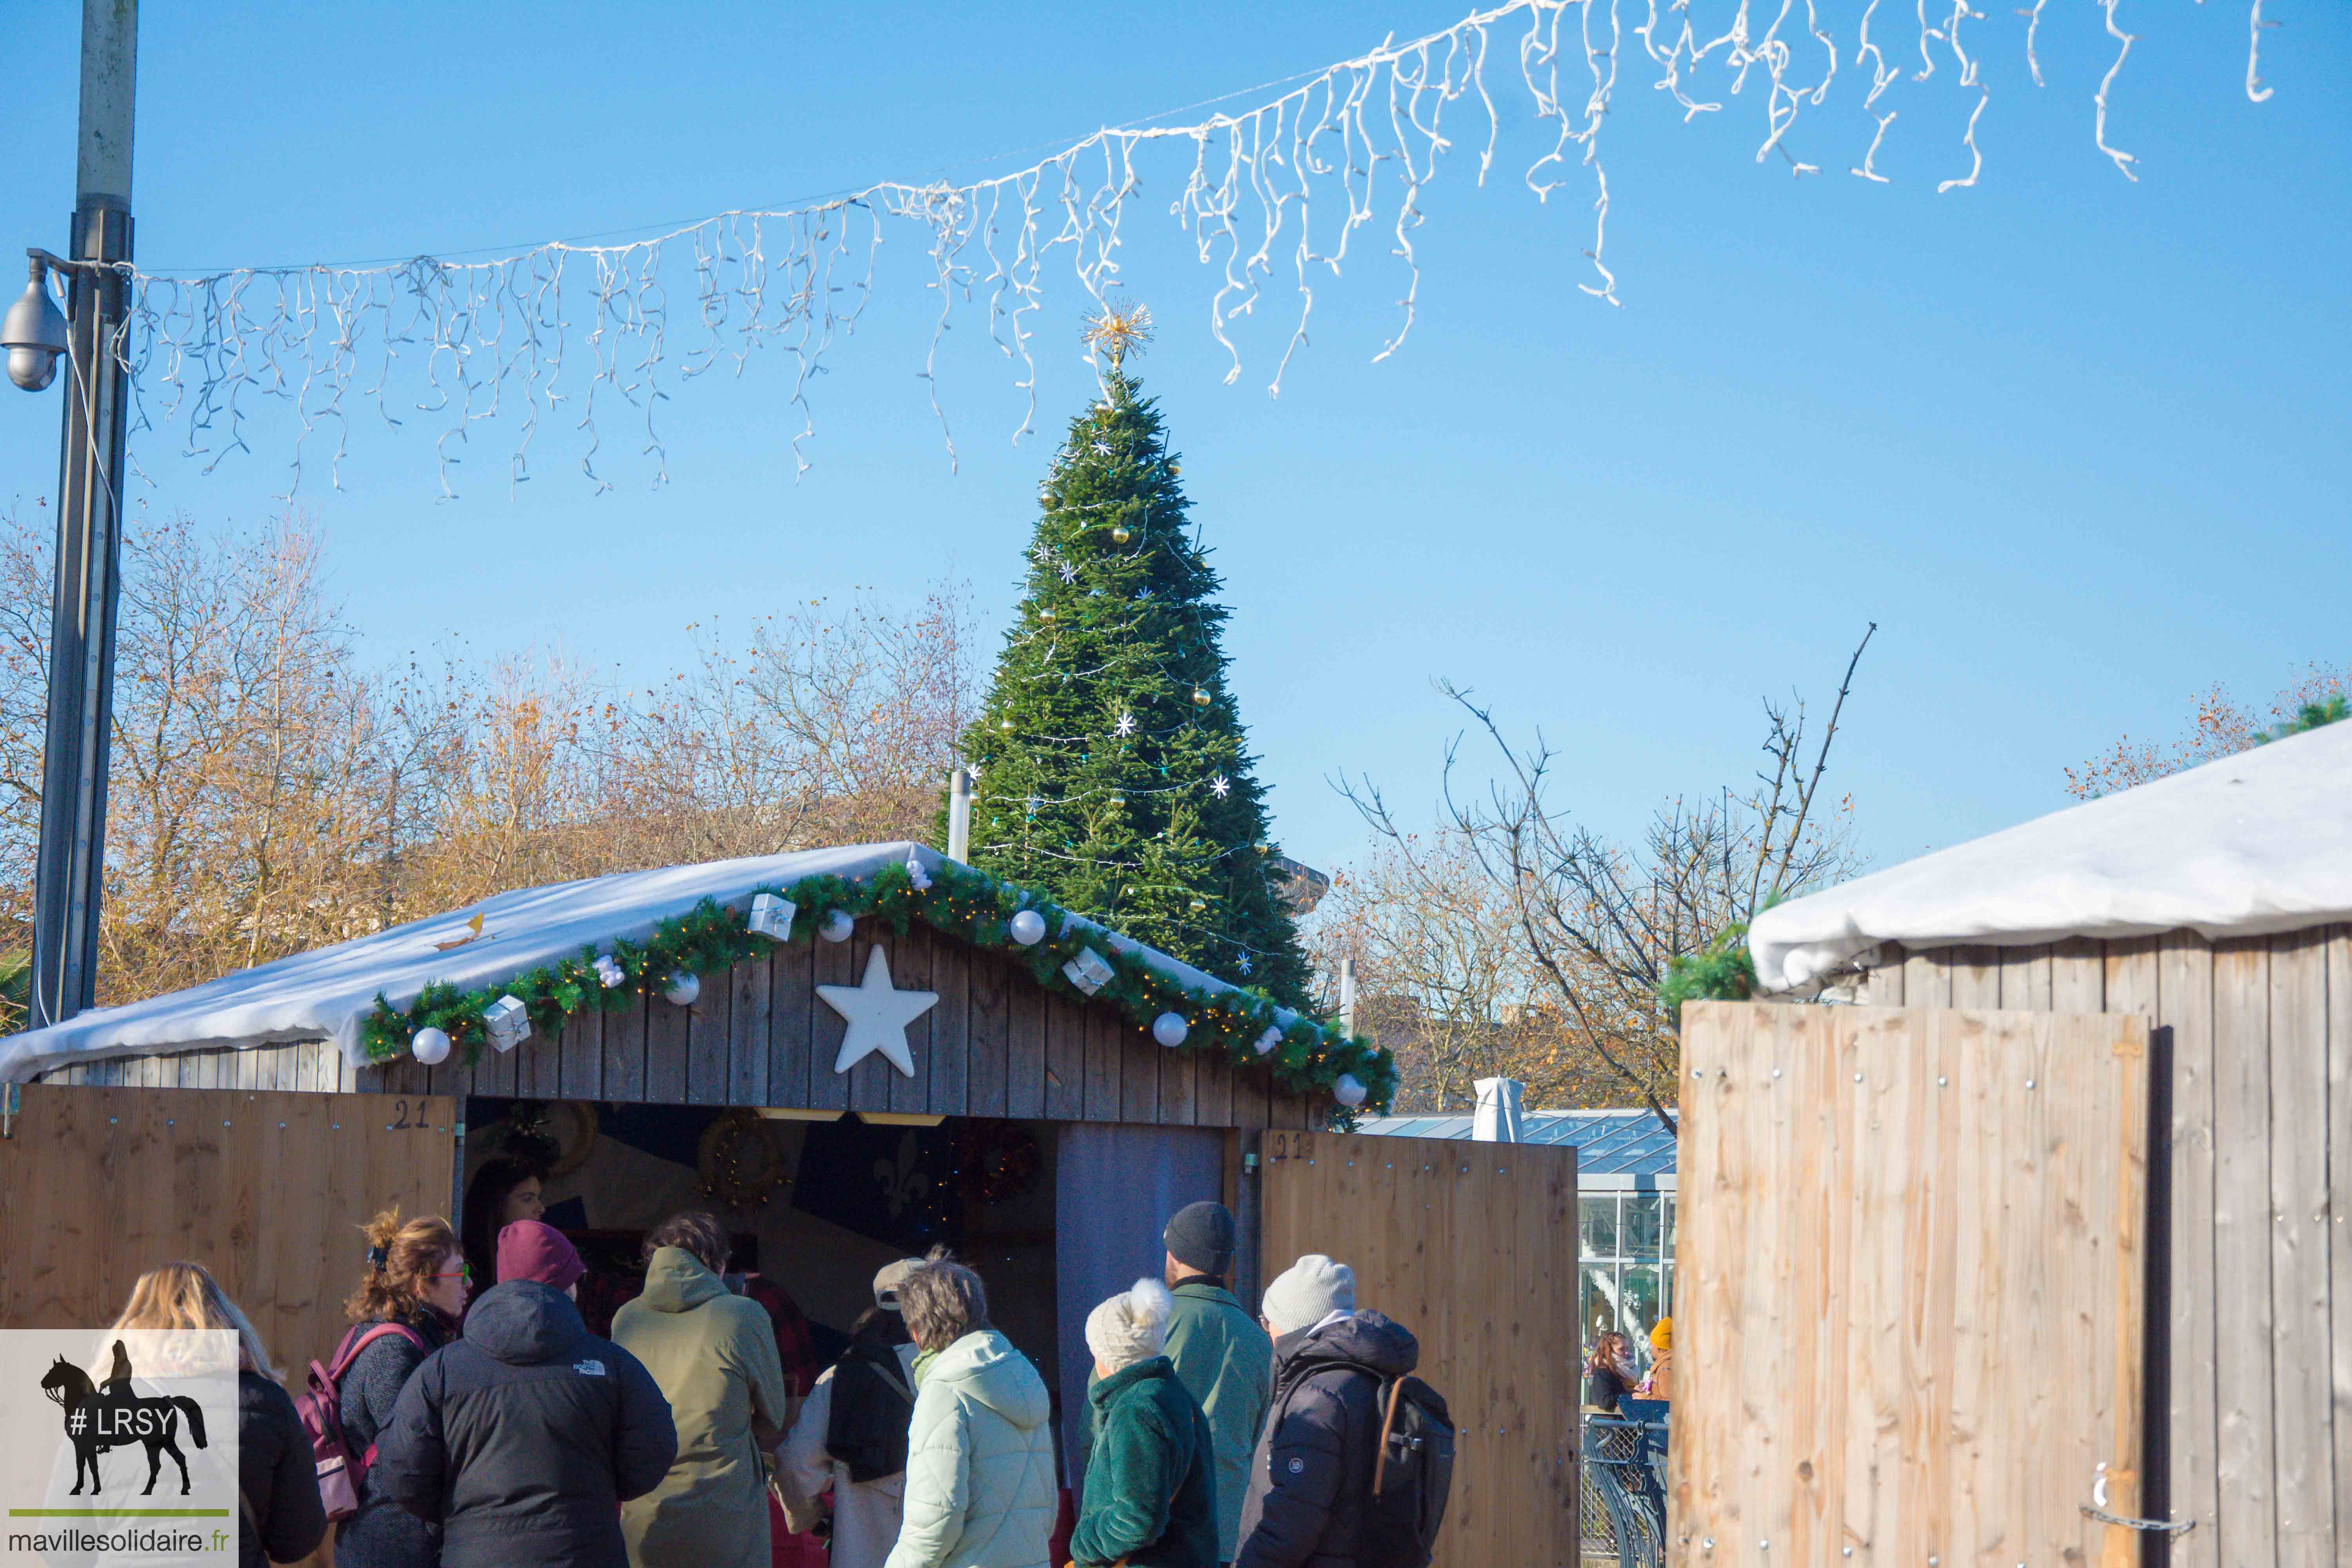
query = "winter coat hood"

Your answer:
(463, 1279), (590, 1367)
(1277, 1309), (1417, 1385)
(926, 1328), (1051, 1430)
(637, 1245), (730, 1313)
